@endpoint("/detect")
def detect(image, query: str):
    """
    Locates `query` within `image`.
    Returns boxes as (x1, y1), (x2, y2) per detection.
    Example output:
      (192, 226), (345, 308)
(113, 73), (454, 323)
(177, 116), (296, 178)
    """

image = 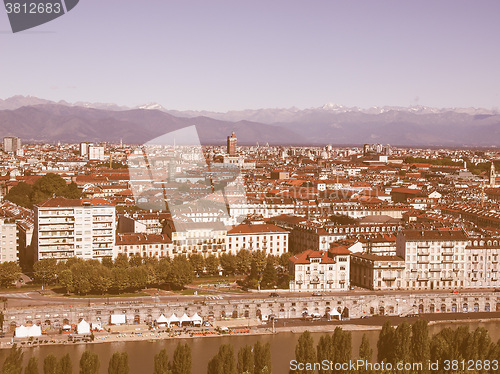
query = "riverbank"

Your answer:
(3, 315), (500, 350)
